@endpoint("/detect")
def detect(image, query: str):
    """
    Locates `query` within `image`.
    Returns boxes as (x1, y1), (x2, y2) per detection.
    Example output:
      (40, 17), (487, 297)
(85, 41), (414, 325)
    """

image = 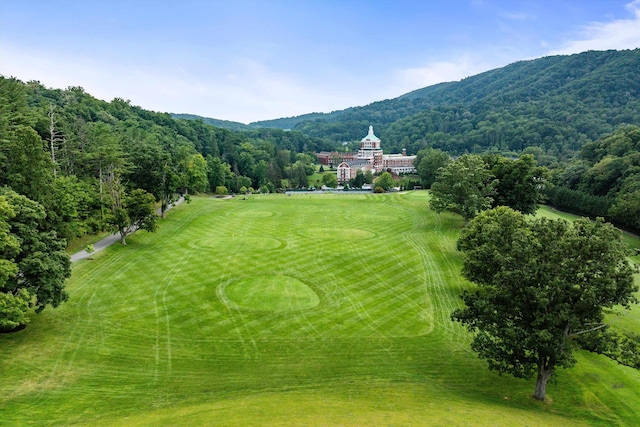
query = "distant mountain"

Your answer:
(291, 49), (640, 158)
(171, 113), (250, 131)
(250, 112), (335, 130)
(175, 49), (640, 160)
(172, 112), (335, 131)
